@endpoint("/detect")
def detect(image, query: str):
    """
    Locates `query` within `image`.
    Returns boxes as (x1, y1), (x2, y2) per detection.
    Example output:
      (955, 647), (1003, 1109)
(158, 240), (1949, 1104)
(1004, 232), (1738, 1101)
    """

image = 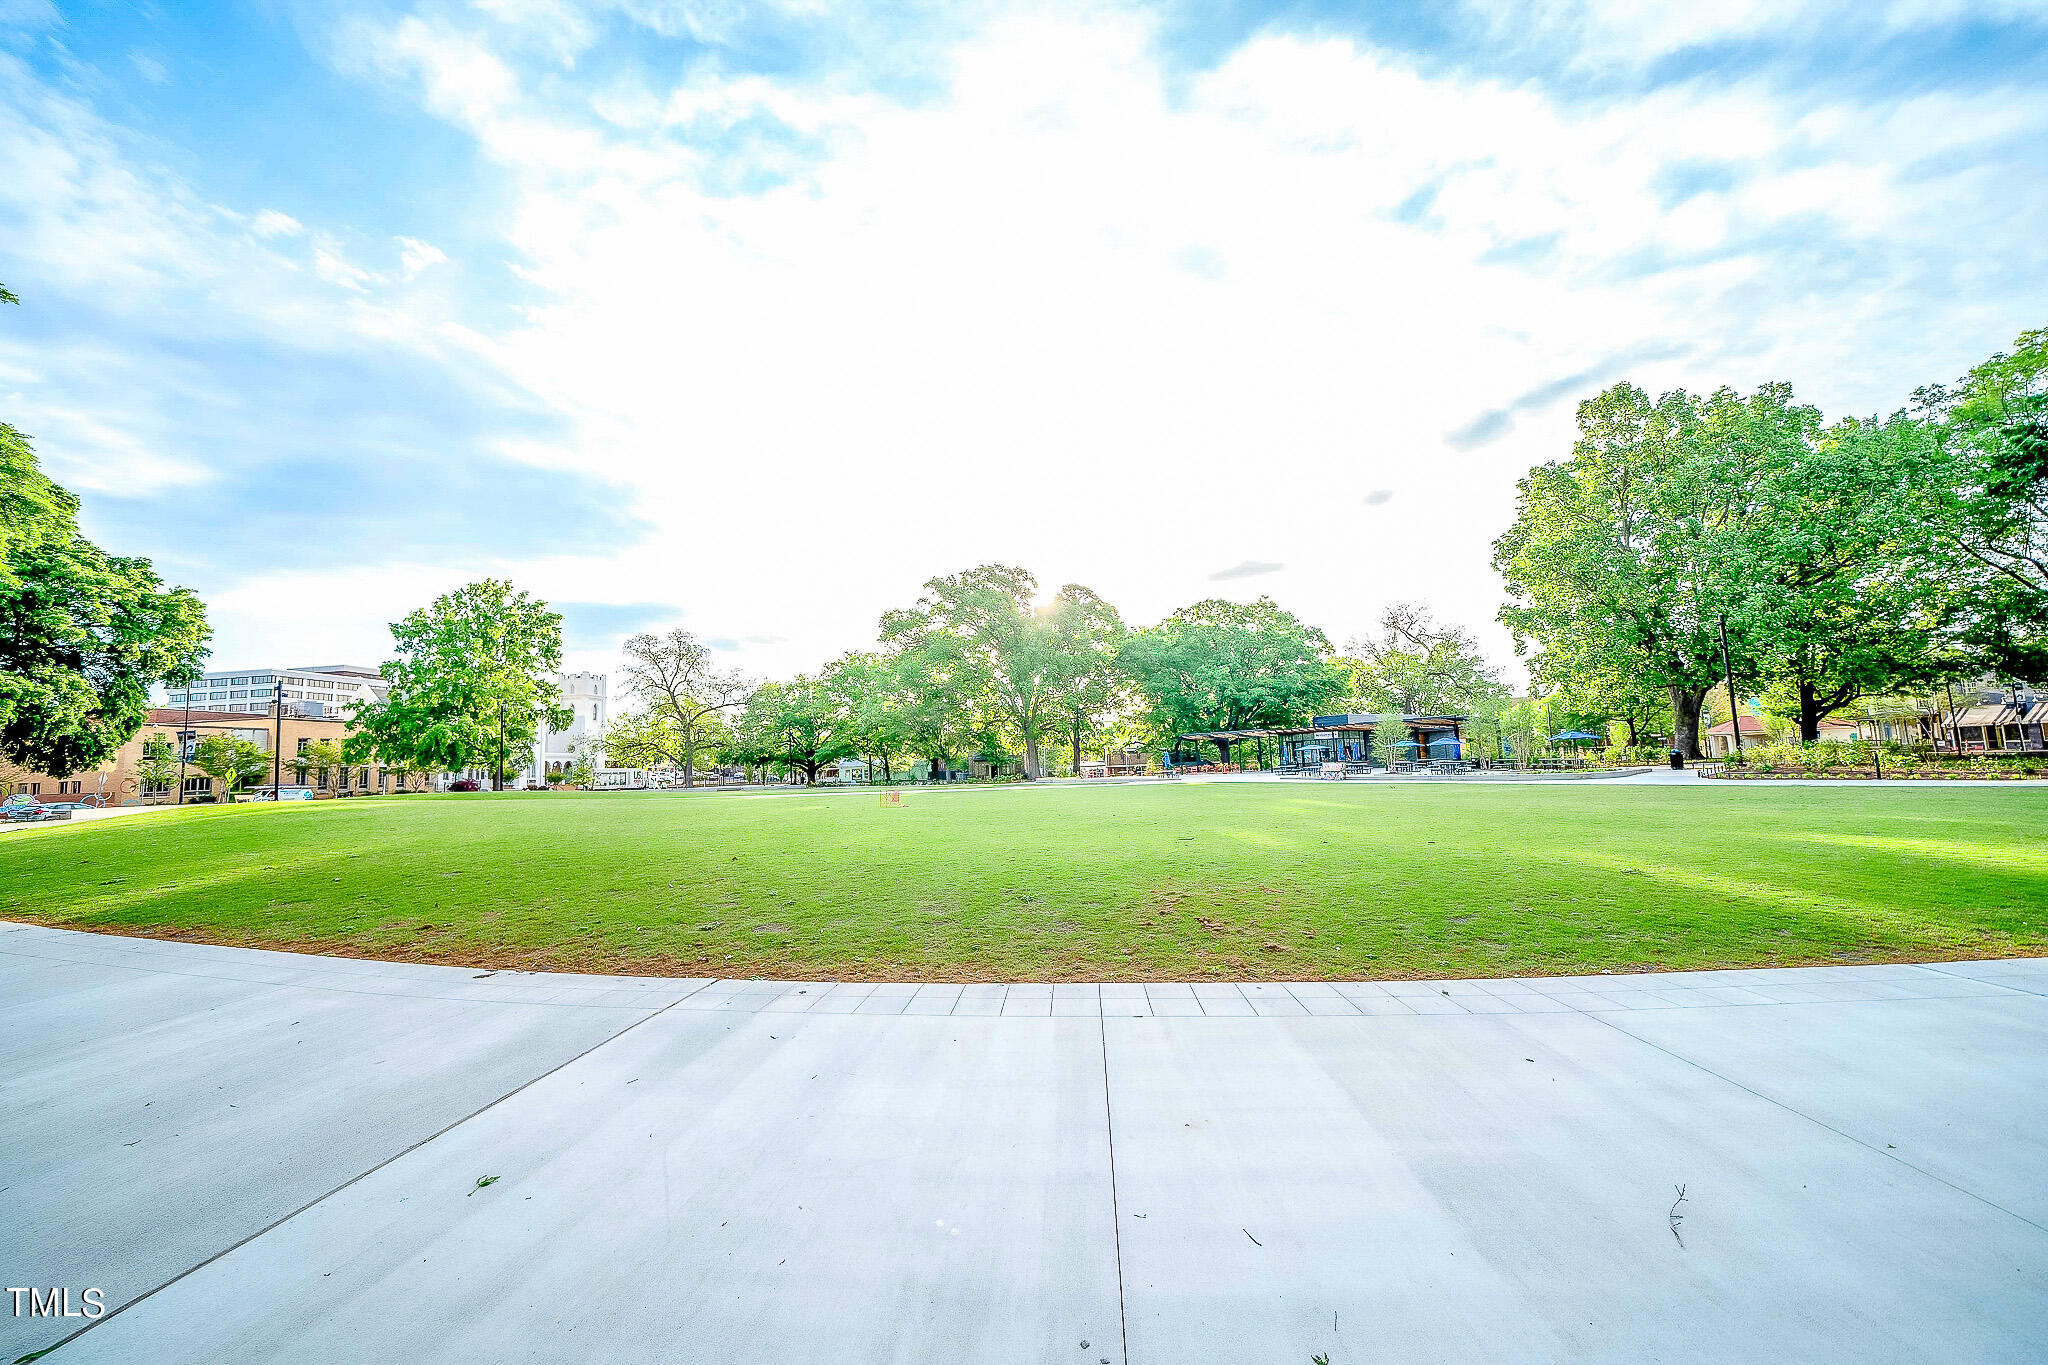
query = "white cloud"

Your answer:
(251, 208), (304, 238)
(6, 4), (2044, 689)
(326, 7), (2046, 682)
(396, 235), (449, 278)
